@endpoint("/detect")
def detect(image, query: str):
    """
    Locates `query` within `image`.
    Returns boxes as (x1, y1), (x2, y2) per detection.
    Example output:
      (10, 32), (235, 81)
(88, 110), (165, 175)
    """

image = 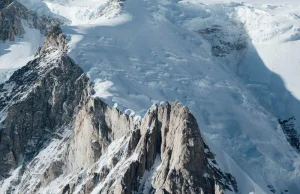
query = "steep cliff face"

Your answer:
(0, 0), (62, 41)
(0, 27), (237, 193)
(0, 26), (90, 180)
(59, 101), (237, 194)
